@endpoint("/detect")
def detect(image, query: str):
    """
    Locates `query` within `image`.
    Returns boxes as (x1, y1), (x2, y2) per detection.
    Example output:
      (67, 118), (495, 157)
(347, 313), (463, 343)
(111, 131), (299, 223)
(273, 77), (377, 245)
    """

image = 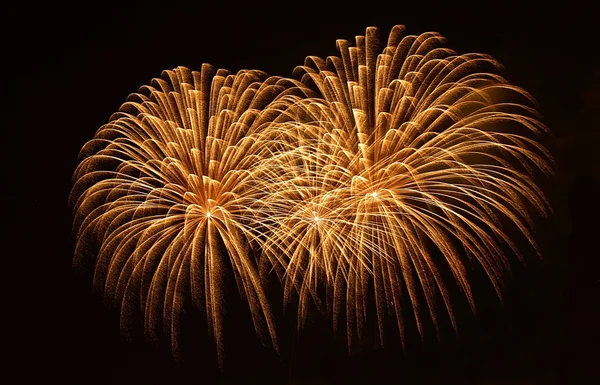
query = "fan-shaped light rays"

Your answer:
(248, 25), (552, 349)
(71, 65), (315, 365)
(71, 25), (552, 363)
